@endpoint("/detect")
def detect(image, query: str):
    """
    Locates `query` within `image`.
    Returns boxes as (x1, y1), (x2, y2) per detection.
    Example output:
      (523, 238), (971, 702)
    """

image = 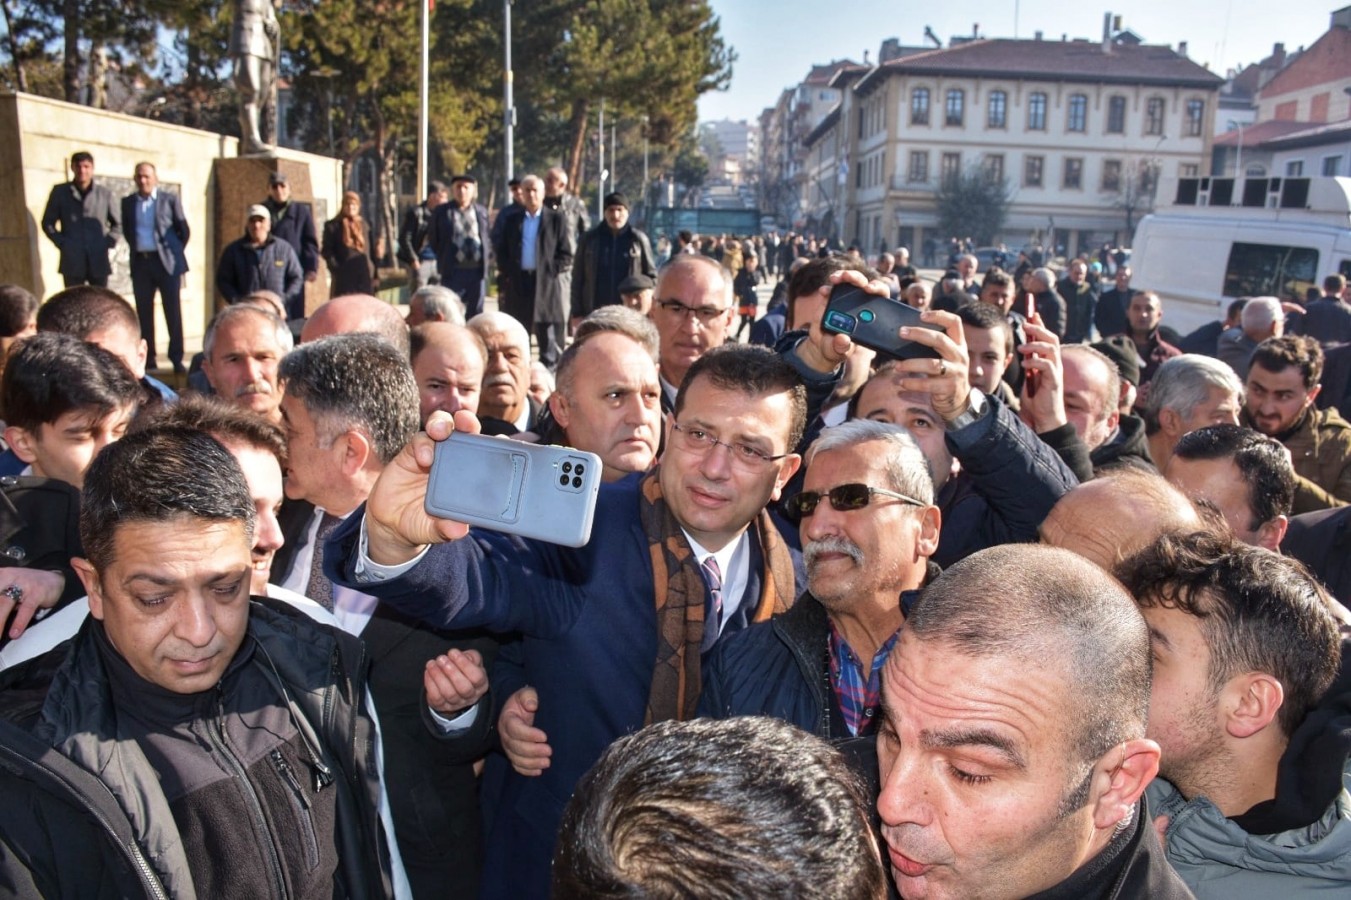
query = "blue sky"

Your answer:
(698, 1), (1337, 124)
